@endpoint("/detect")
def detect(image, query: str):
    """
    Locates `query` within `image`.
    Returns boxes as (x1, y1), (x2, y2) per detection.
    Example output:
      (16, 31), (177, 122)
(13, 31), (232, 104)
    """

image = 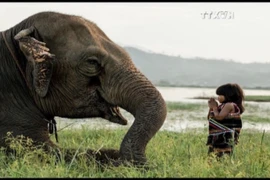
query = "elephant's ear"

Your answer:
(14, 27), (55, 97)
